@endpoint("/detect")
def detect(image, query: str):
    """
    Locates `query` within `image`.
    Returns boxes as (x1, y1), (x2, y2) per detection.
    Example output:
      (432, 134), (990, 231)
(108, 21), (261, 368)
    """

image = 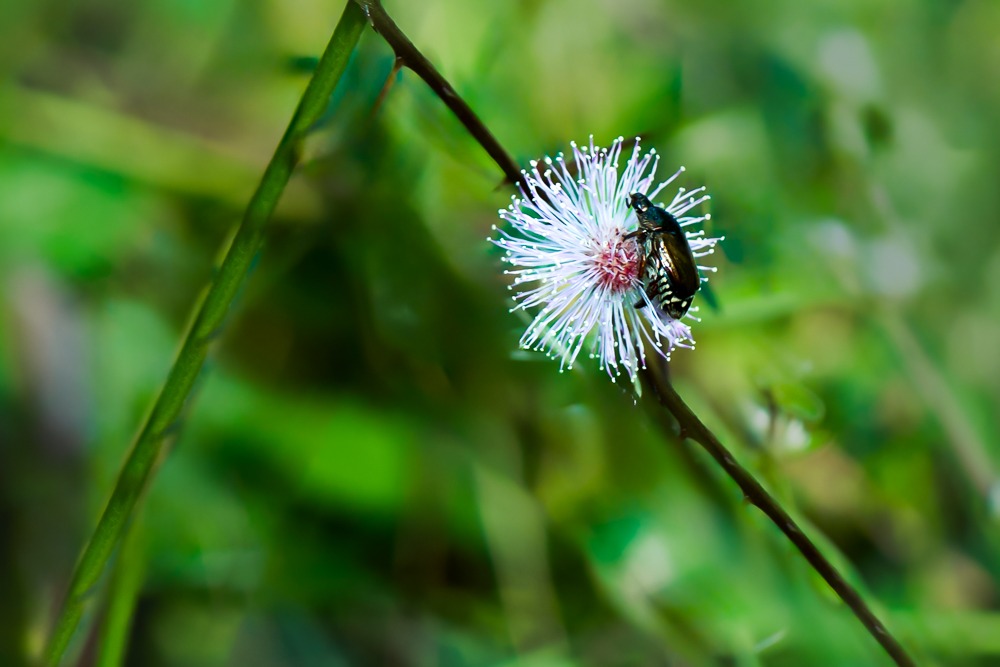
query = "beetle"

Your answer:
(624, 192), (700, 320)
